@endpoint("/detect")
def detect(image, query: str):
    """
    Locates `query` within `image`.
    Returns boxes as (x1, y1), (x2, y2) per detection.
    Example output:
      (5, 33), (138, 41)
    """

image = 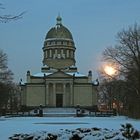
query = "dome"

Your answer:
(45, 16), (73, 40)
(43, 16), (76, 69)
